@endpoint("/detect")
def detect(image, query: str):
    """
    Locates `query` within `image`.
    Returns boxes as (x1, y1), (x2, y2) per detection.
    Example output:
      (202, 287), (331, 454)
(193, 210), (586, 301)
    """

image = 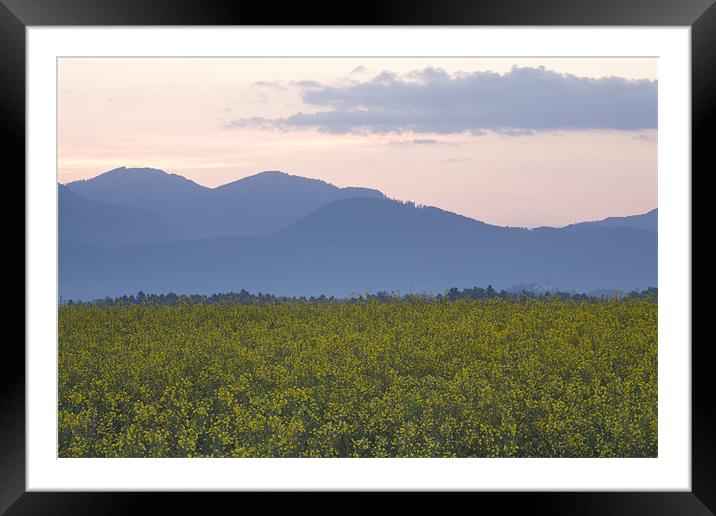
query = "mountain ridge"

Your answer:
(65, 167), (384, 197)
(64, 167), (386, 240)
(62, 166), (657, 231)
(560, 208), (657, 232)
